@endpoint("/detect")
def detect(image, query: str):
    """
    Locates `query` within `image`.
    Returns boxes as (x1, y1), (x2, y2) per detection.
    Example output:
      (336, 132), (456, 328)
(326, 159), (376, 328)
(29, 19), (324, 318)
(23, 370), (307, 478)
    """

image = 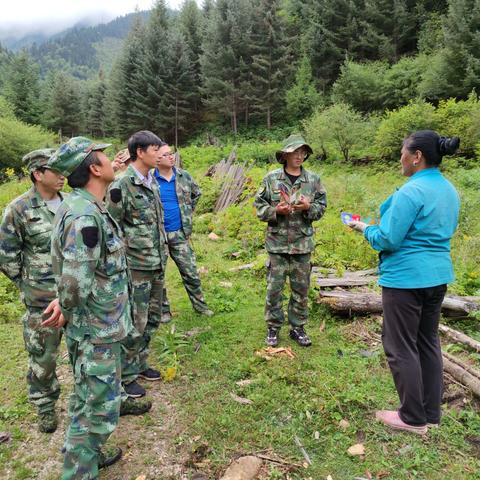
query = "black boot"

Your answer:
(98, 446), (122, 469)
(289, 326), (312, 347)
(265, 327), (279, 347)
(120, 397), (152, 416)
